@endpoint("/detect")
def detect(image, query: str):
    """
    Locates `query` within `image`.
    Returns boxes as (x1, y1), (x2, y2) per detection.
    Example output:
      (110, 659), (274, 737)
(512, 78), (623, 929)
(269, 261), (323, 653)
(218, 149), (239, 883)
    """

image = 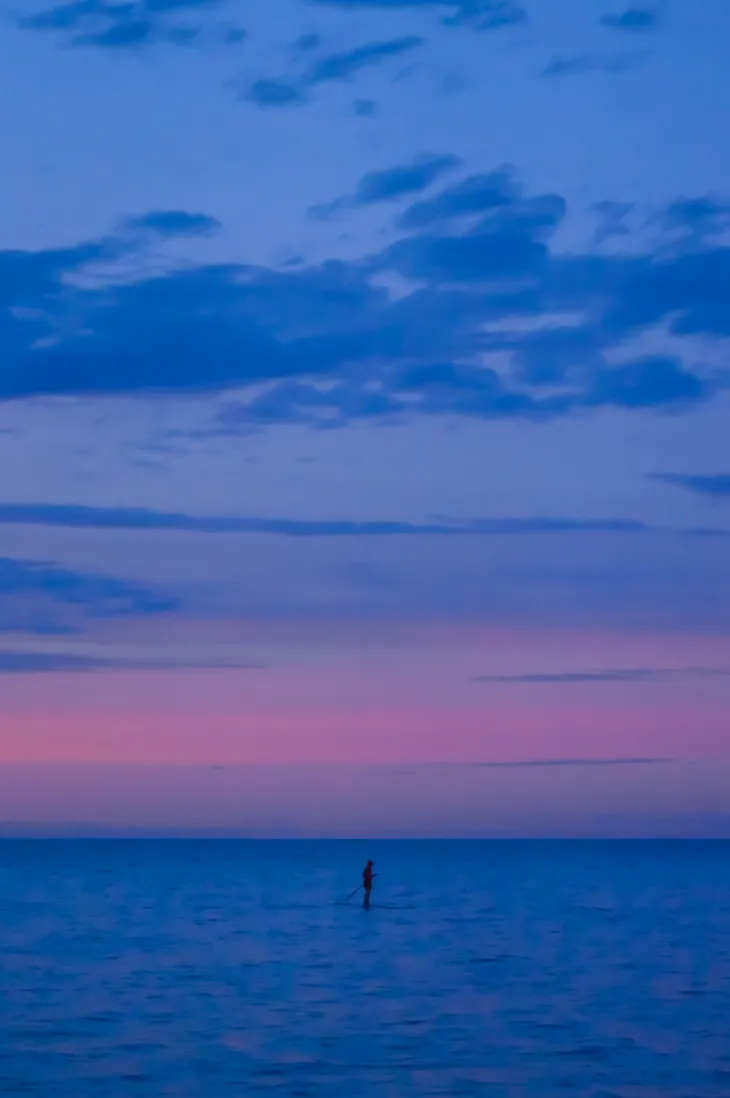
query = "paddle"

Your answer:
(342, 872), (377, 903)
